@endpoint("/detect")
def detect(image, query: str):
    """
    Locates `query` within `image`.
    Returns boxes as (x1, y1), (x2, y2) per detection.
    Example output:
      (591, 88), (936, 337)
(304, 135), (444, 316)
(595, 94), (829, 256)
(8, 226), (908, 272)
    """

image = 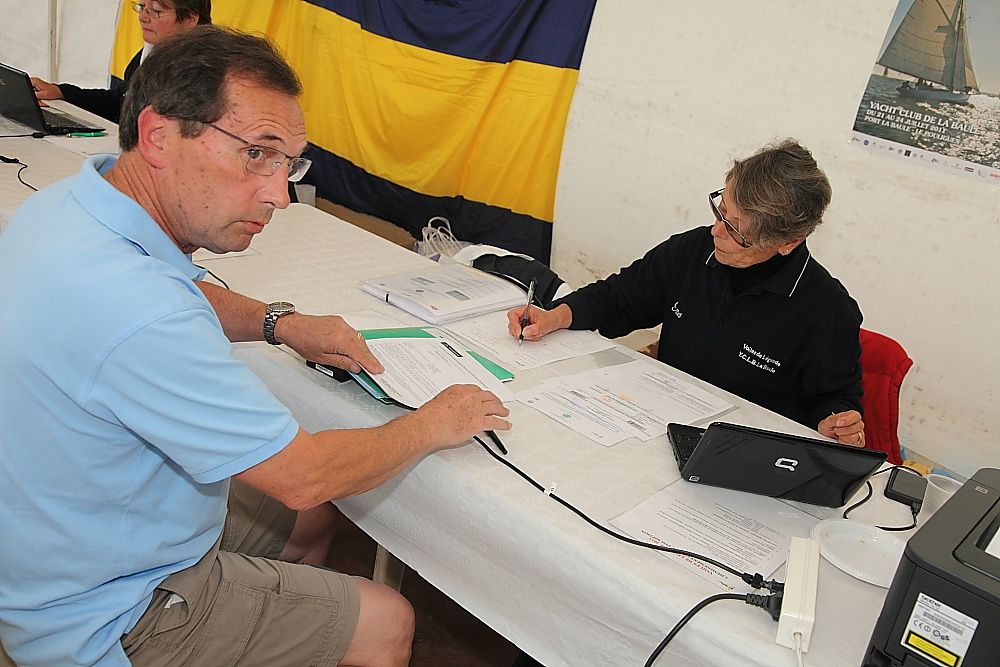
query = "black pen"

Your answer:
(517, 278), (537, 346)
(485, 430), (508, 455)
